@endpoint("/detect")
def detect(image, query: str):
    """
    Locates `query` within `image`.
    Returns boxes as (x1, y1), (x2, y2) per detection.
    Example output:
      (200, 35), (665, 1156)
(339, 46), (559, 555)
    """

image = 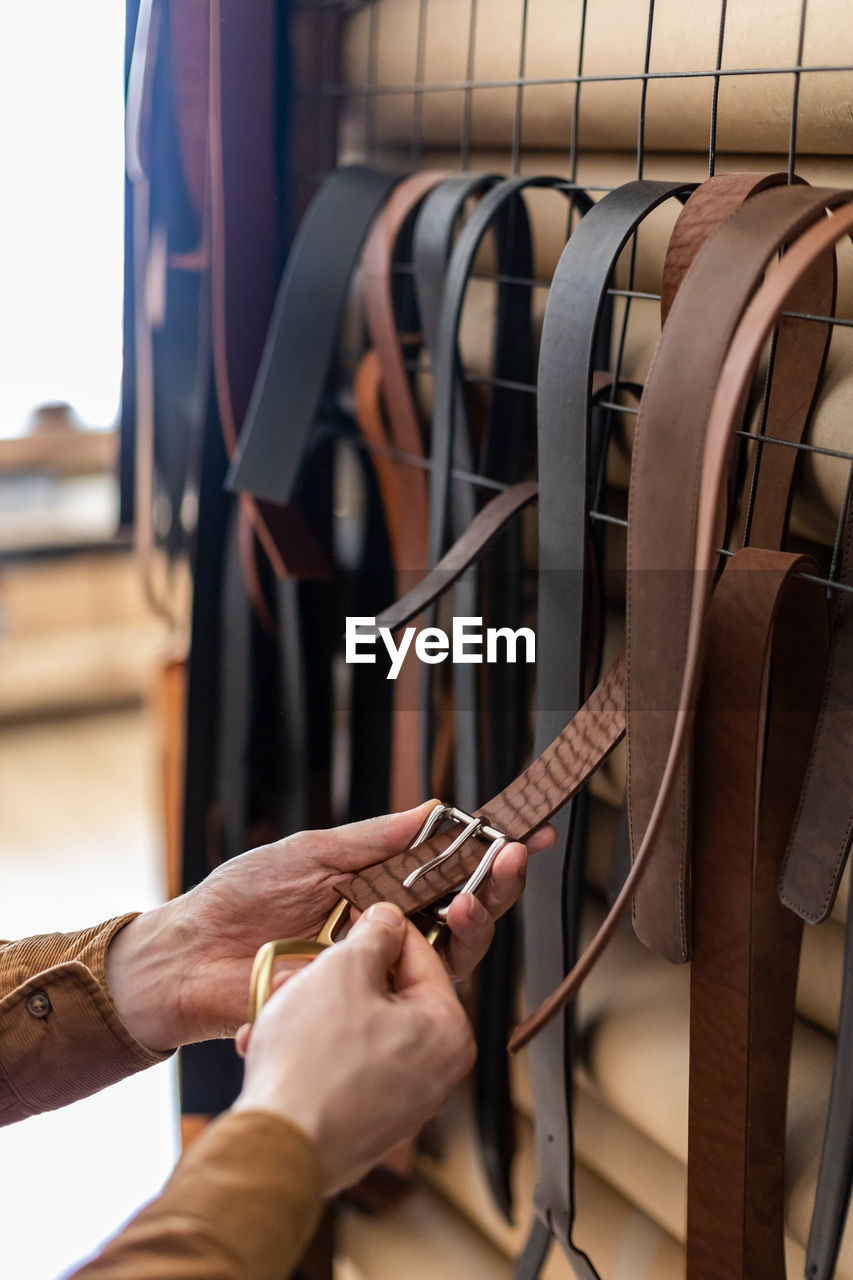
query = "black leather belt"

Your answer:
(228, 164), (402, 577)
